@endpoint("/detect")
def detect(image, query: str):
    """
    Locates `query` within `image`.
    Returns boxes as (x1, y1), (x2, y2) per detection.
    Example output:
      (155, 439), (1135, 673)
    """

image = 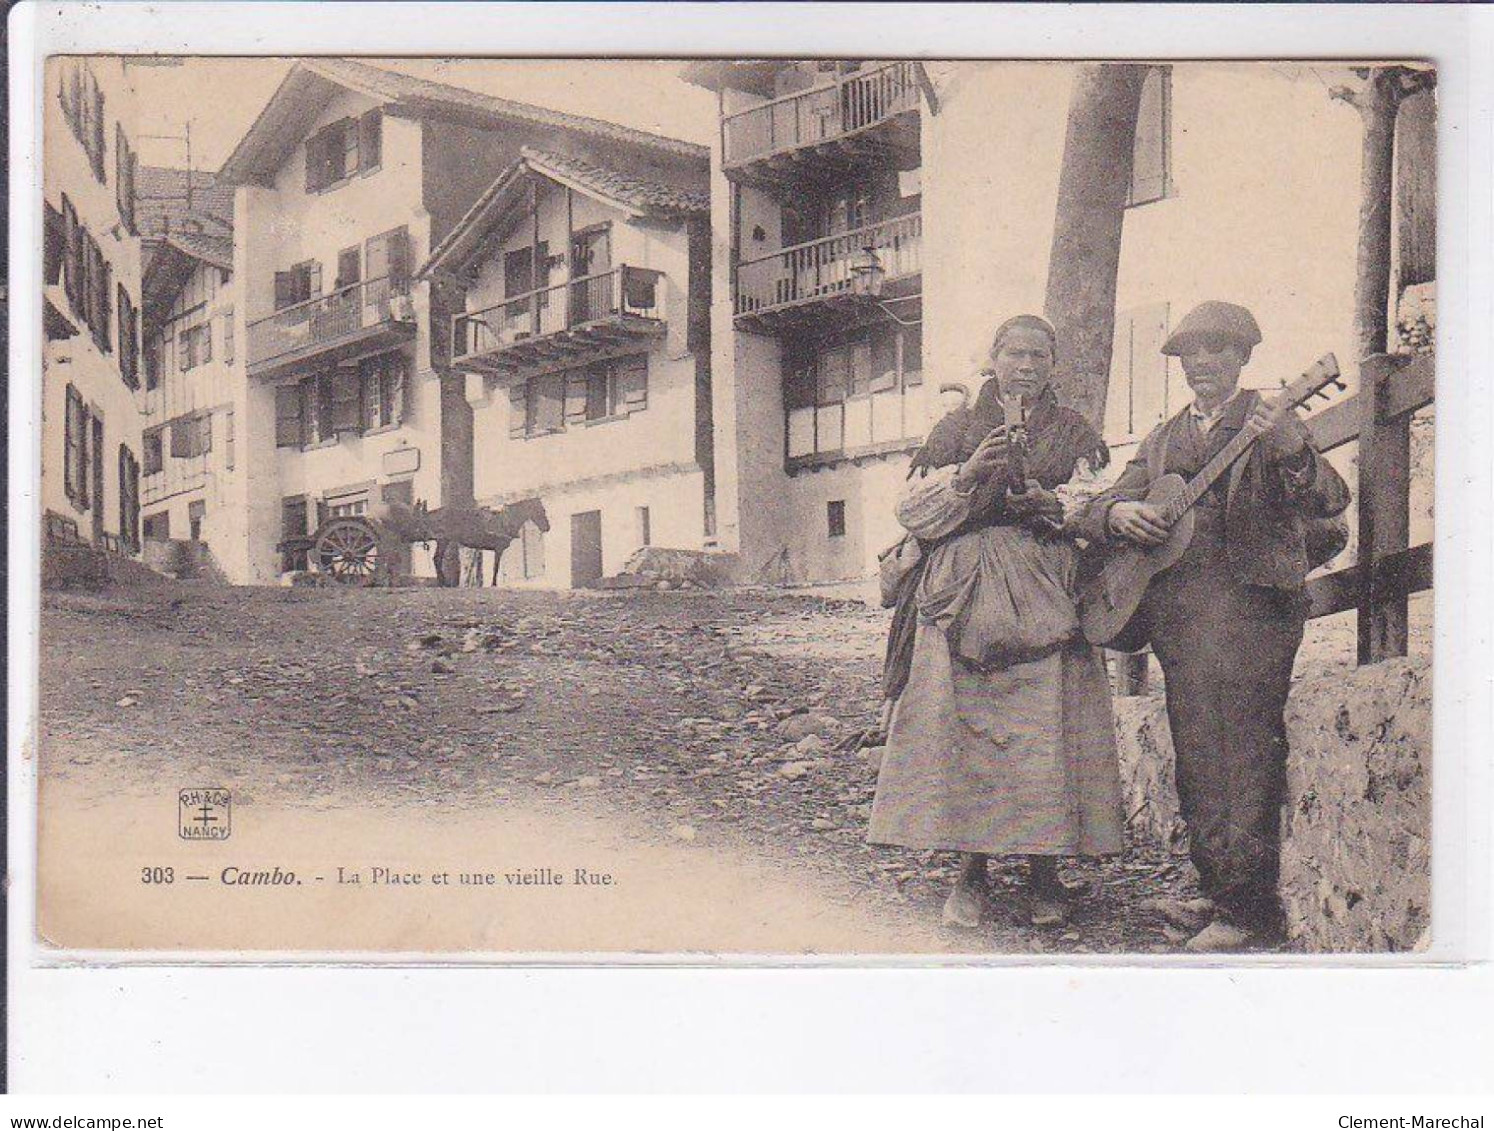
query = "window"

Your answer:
(189, 500), (207, 541)
(360, 353), (406, 431)
(364, 227), (412, 289)
(528, 357), (648, 439)
(142, 512), (170, 541)
(274, 261), (321, 312)
(117, 444), (140, 553)
(1128, 66), (1172, 208)
(785, 321), (925, 464)
(304, 110), (381, 193)
(336, 247), (361, 290)
(274, 358), (404, 449)
(169, 412), (211, 459)
(827, 500), (847, 538)
(177, 322), (212, 371)
(636, 506), (651, 549)
(224, 409), (235, 471)
(143, 427), (164, 476)
(222, 307), (235, 365)
(115, 123), (137, 234)
(117, 284), (139, 388)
